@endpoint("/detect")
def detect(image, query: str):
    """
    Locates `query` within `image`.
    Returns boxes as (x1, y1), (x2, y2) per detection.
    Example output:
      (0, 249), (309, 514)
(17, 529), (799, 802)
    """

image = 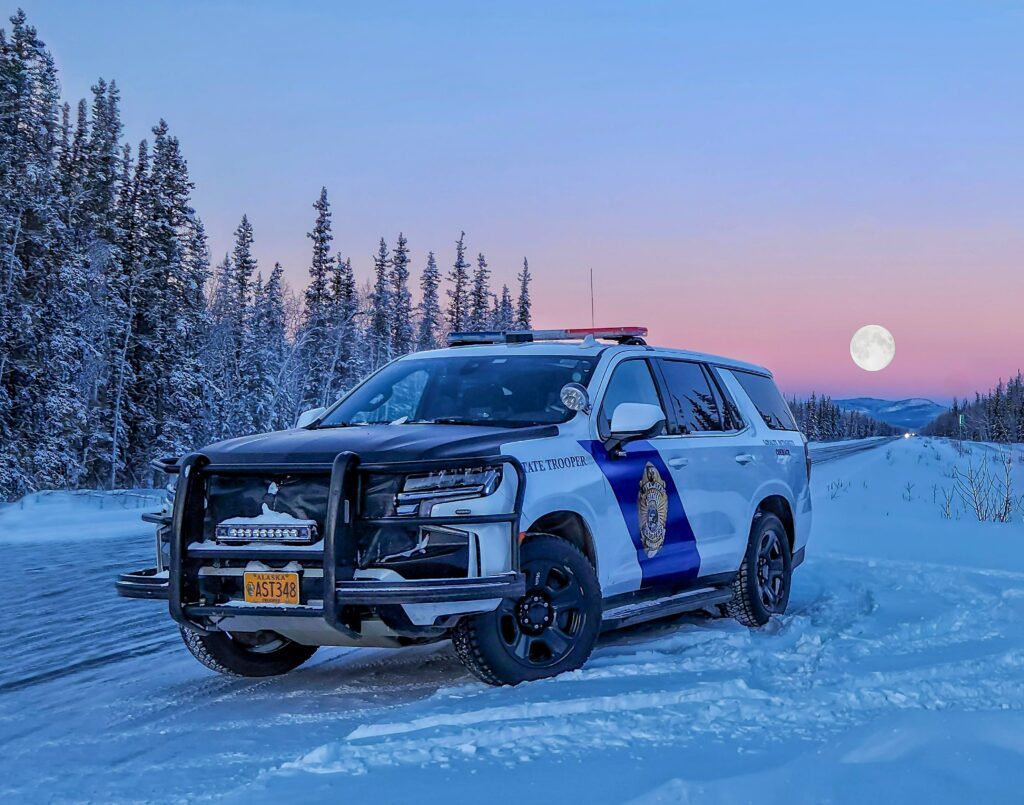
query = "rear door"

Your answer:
(651, 358), (761, 578)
